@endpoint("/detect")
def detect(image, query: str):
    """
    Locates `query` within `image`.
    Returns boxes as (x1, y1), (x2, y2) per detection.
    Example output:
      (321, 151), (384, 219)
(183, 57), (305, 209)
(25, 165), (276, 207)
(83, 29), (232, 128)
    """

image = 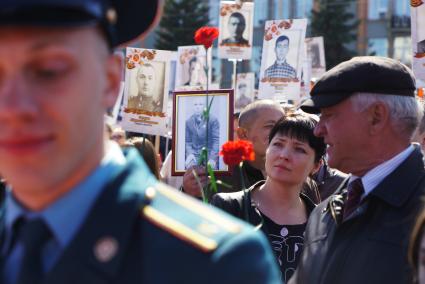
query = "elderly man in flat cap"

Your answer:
(289, 56), (425, 284)
(0, 1), (281, 283)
